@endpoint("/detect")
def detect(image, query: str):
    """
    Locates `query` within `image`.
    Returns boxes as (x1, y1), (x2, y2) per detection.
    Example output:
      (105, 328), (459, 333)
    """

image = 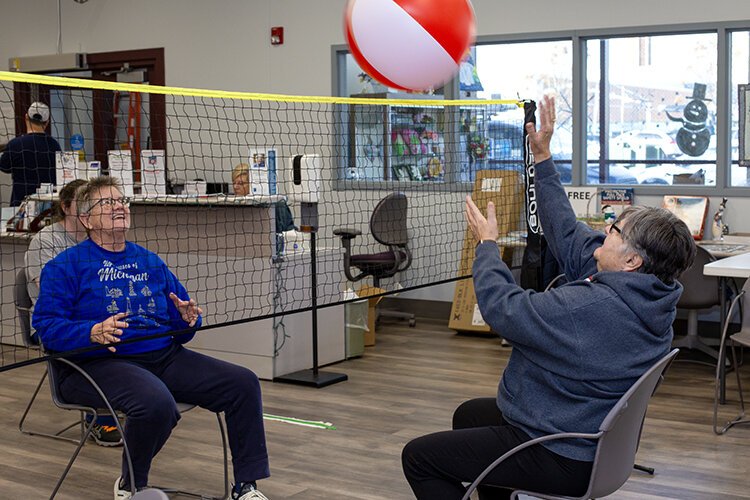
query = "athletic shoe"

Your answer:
(232, 482), (269, 500)
(114, 477), (132, 499)
(91, 424), (123, 447)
